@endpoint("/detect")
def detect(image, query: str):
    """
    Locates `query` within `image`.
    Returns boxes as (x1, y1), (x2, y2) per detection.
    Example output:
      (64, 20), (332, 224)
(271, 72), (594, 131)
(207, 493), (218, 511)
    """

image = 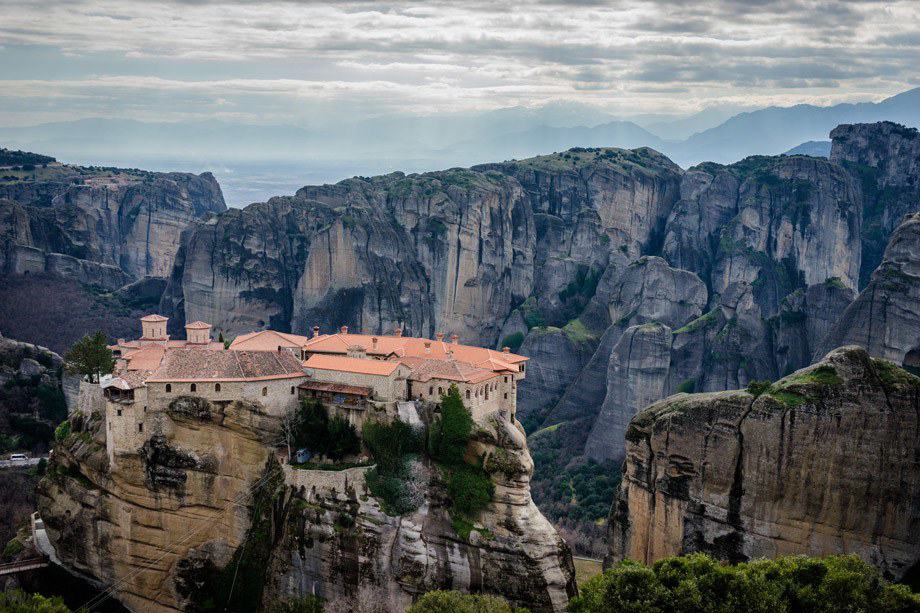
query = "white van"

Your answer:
(9, 453), (29, 462)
